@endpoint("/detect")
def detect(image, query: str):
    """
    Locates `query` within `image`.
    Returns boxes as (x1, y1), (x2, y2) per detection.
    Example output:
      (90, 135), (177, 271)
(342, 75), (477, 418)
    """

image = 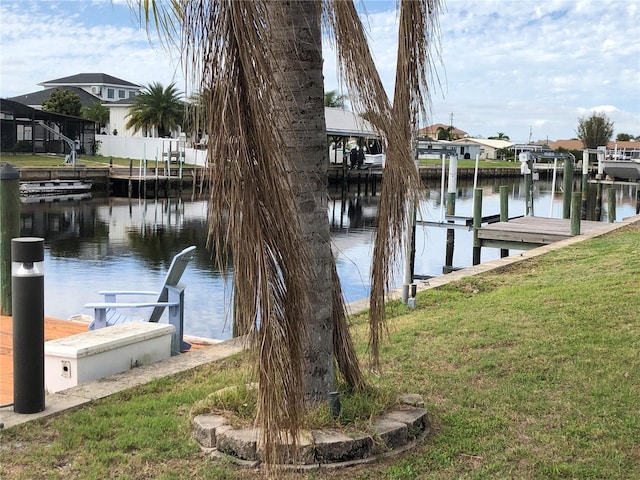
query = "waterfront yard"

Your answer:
(2, 153), (517, 170)
(0, 153), (162, 169)
(1, 223), (638, 479)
